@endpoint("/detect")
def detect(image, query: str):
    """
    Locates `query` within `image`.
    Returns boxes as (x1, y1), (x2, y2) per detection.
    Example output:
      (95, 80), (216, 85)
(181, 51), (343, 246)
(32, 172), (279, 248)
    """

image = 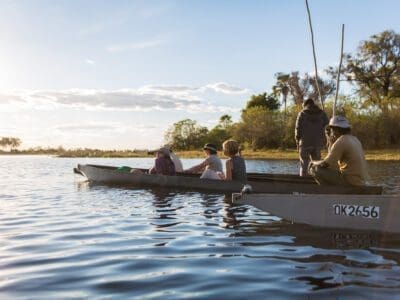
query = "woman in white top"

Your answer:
(184, 143), (223, 179)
